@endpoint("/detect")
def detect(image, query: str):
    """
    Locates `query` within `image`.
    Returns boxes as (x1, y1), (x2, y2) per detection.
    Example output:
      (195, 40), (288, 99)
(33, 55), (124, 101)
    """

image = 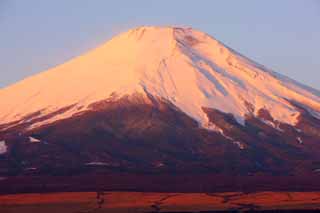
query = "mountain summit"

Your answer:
(0, 27), (320, 191)
(1, 26), (319, 130)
